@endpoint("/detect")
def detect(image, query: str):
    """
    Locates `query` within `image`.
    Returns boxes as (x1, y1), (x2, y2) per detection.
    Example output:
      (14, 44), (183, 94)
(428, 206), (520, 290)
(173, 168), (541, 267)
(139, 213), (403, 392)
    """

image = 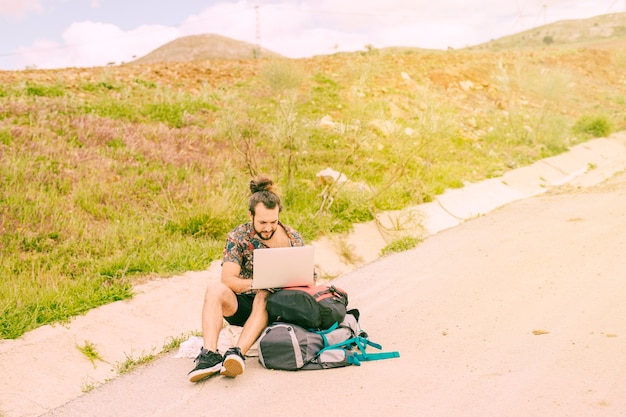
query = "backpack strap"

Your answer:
(315, 321), (339, 346)
(352, 335), (401, 362)
(346, 350), (362, 366)
(315, 315), (401, 363)
(354, 351), (400, 361)
(319, 336), (400, 363)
